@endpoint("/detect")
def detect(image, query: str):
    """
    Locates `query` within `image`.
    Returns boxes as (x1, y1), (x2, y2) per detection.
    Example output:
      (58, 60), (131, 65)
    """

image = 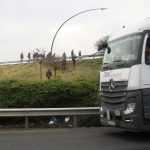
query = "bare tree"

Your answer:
(44, 53), (62, 79)
(32, 48), (46, 61)
(95, 36), (109, 51)
(32, 48), (47, 81)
